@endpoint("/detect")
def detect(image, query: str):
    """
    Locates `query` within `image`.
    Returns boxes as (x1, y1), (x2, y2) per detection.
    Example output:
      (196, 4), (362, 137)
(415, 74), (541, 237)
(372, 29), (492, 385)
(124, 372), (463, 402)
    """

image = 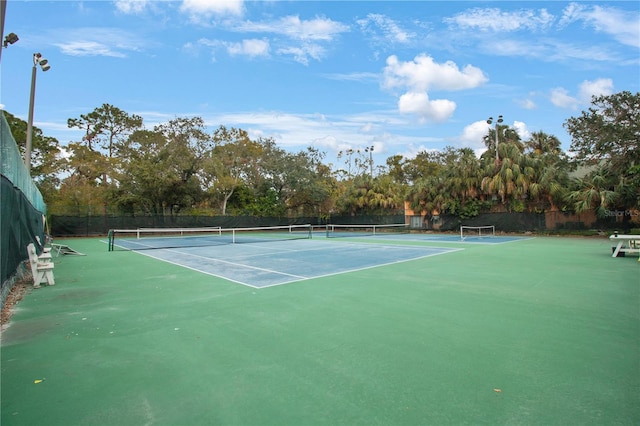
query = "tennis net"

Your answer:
(325, 223), (409, 238)
(108, 224), (312, 251)
(460, 225), (495, 240)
